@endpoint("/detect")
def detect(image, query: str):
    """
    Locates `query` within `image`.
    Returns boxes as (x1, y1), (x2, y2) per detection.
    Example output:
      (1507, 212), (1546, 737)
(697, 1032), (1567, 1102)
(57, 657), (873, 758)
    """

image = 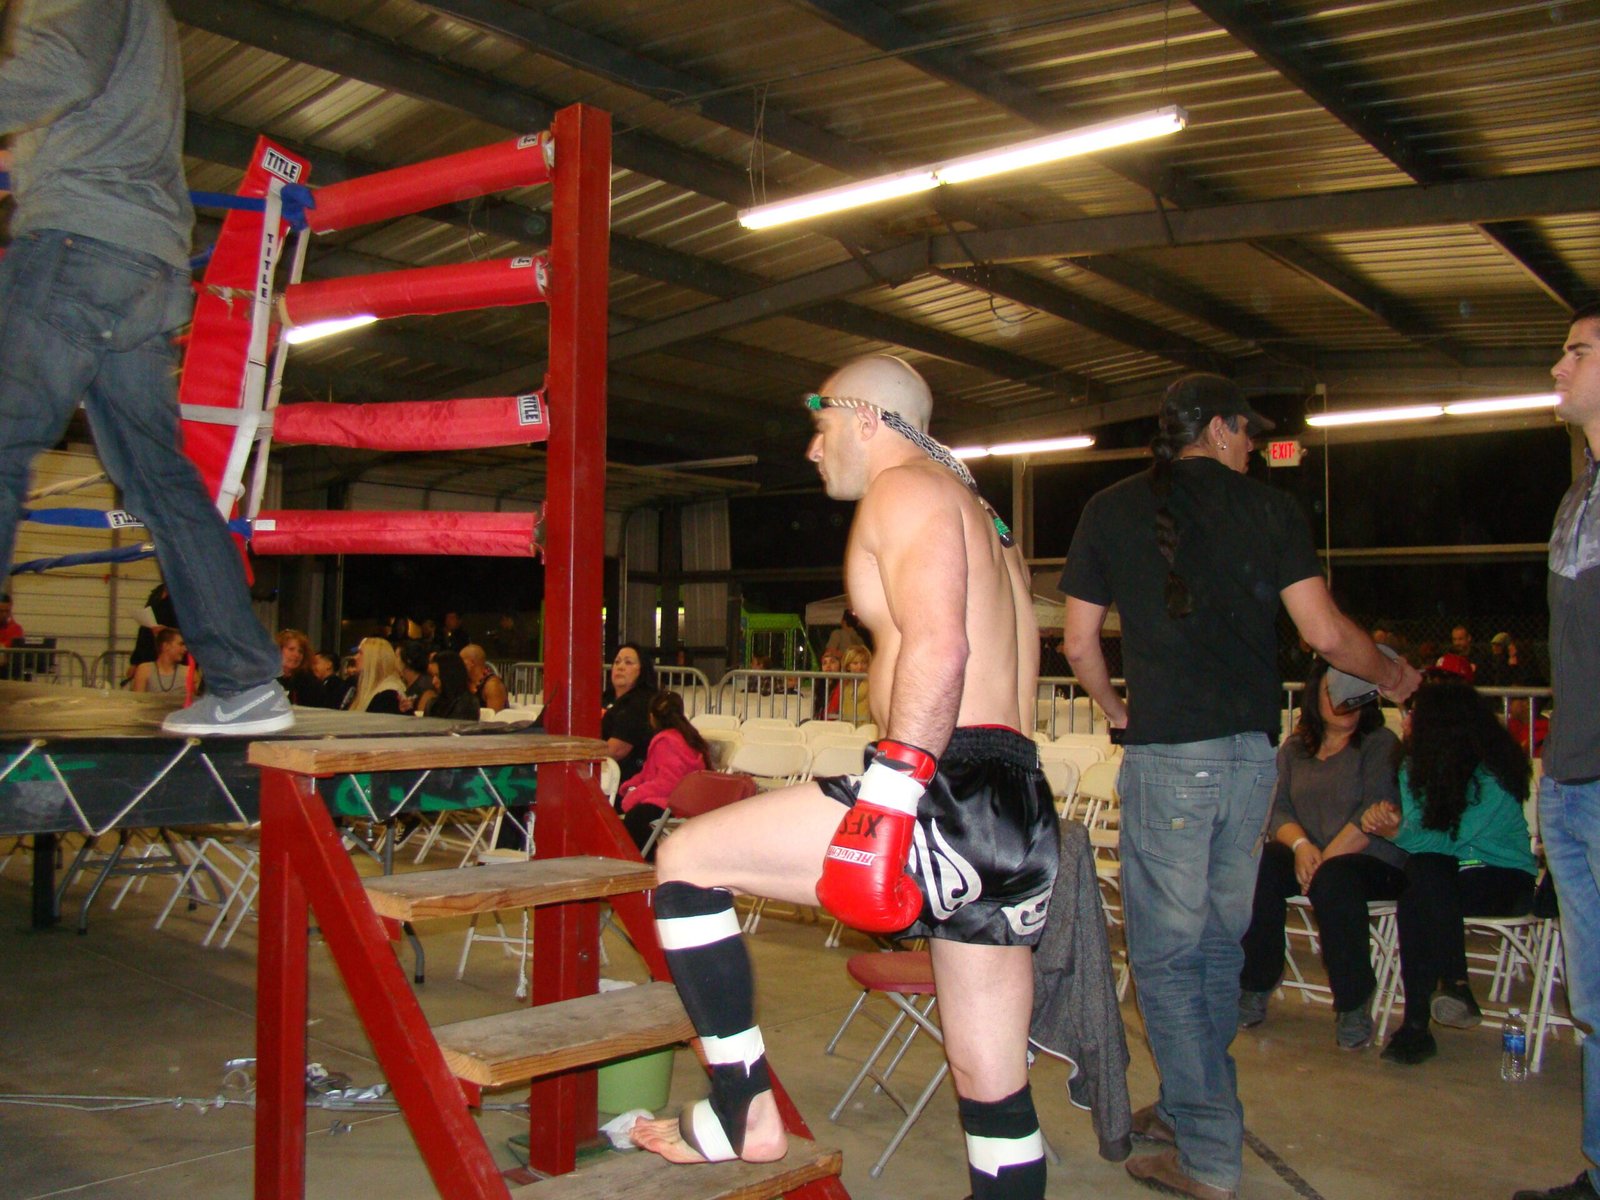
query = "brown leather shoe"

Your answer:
(1131, 1104), (1176, 1146)
(1127, 1149), (1236, 1199)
